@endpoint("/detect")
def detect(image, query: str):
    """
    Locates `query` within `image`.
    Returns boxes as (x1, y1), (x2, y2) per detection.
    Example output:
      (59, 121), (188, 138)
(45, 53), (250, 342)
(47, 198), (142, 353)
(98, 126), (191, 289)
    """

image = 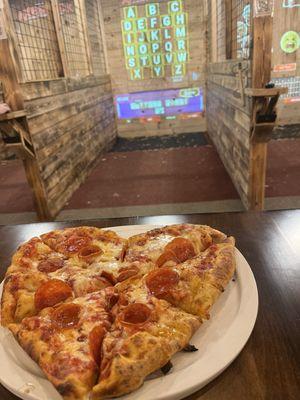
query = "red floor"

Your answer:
(266, 139), (300, 197)
(0, 160), (35, 213)
(65, 146), (239, 209)
(0, 139), (300, 214)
